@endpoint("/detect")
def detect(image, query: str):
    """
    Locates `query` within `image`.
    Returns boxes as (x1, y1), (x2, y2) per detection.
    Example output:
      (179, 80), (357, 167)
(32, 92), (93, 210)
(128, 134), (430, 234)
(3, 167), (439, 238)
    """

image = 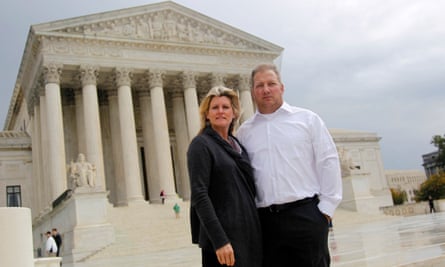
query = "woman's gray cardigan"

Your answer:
(187, 126), (262, 266)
